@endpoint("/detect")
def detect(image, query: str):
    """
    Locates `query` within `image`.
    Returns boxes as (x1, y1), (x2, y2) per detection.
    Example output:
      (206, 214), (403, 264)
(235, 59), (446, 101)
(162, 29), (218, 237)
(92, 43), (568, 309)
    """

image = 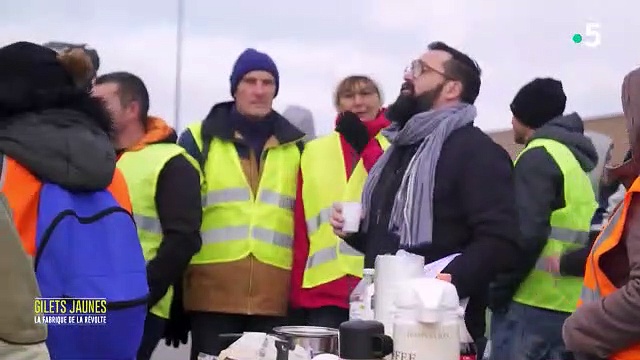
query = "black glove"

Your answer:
(162, 278), (190, 348)
(335, 111), (369, 154)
